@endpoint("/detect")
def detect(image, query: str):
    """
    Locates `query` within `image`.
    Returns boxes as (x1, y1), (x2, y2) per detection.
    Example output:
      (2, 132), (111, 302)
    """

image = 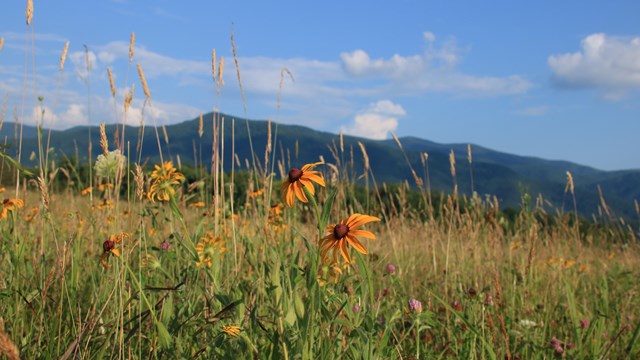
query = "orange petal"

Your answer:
(339, 240), (351, 263)
(299, 178), (316, 195)
(346, 235), (368, 254)
(345, 214), (380, 230)
(304, 172), (326, 187)
(301, 162), (324, 171)
(111, 249), (120, 257)
(293, 184), (308, 203)
(349, 229), (376, 240)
